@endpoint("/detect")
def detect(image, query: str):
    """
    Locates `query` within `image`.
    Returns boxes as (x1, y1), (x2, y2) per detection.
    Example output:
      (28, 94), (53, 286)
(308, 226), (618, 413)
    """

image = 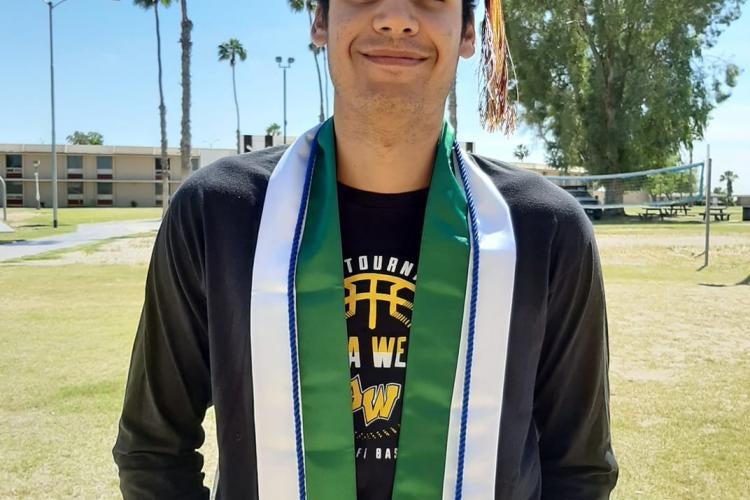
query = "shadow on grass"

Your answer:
(0, 239), (59, 246)
(698, 274), (750, 287)
(591, 214), (706, 226)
